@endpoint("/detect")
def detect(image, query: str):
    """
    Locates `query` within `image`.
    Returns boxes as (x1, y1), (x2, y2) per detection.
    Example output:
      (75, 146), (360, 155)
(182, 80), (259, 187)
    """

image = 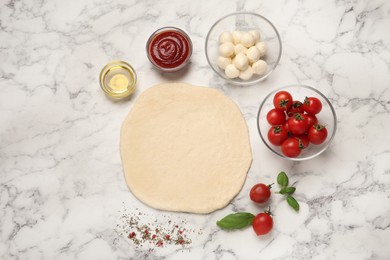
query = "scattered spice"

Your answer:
(117, 207), (202, 249)
(156, 240), (164, 247)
